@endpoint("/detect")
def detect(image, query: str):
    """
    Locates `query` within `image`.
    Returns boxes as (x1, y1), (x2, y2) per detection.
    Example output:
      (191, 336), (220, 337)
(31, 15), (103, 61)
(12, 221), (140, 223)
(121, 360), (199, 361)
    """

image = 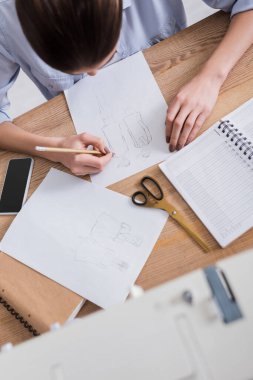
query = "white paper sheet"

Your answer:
(1, 169), (167, 308)
(65, 52), (169, 187)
